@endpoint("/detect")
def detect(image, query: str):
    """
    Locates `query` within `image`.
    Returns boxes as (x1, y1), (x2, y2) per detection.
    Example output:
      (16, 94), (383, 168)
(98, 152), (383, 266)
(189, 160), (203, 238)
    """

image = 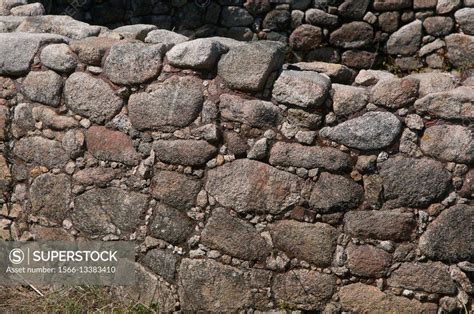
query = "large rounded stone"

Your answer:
(414, 87), (474, 120)
(420, 125), (473, 164)
(347, 244), (392, 277)
(371, 77), (419, 109)
(64, 72), (123, 124)
(149, 203), (194, 245)
(386, 20), (422, 56)
(153, 140), (217, 166)
(455, 8), (474, 35)
(150, 170), (201, 209)
(128, 76), (203, 131)
(445, 33), (474, 68)
(379, 156), (451, 208)
(166, 39), (227, 70)
(319, 111), (402, 150)
(30, 173), (70, 222)
(21, 70), (62, 107)
(13, 136), (69, 169)
(40, 43), (77, 73)
(331, 84), (369, 117)
(329, 22), (373, 49)
(289, 24), (323, 51)
(104, 42), (164, 85)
